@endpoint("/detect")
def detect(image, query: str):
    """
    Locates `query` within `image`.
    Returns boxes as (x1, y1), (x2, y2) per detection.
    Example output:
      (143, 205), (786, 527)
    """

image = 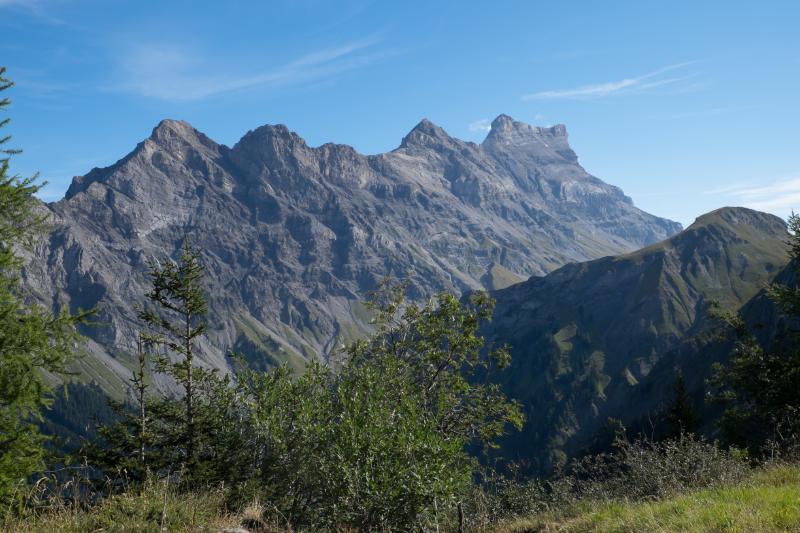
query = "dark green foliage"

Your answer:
(86, 333), (153, 480)
(0, 67), (84, 510)
(768, 213), (800, 322)
(137, 241), (209, 474)
(90, 280), (522, 530)
(86, 373), (246, 487)
(88, 247), (248, 487)
(665, 369), (699, 438)
(712, 213), (800, 456)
